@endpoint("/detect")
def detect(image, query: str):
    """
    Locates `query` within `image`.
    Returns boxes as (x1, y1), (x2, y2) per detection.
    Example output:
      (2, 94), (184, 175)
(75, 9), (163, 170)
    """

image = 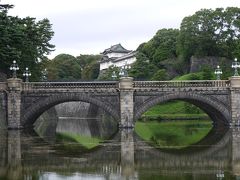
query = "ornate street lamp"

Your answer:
(232, 58), (240, 76)
(41, 68), (48, 82)
(9, 60), (19, 78)
(111, 71), (117, 80)
(23, 67), (31, 82)
(214, 65), (222, 80)
(119, 61), (129, 77)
